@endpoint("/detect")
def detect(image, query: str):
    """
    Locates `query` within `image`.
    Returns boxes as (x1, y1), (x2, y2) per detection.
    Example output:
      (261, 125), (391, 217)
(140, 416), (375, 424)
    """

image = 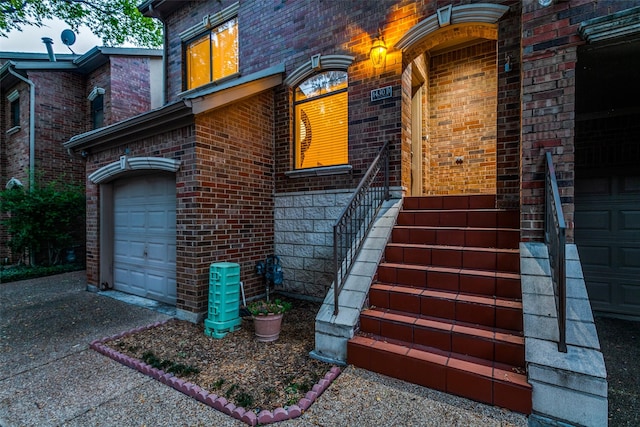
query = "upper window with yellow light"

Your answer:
(294, 71), (348, 169)
(181, 3), (239, 91)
